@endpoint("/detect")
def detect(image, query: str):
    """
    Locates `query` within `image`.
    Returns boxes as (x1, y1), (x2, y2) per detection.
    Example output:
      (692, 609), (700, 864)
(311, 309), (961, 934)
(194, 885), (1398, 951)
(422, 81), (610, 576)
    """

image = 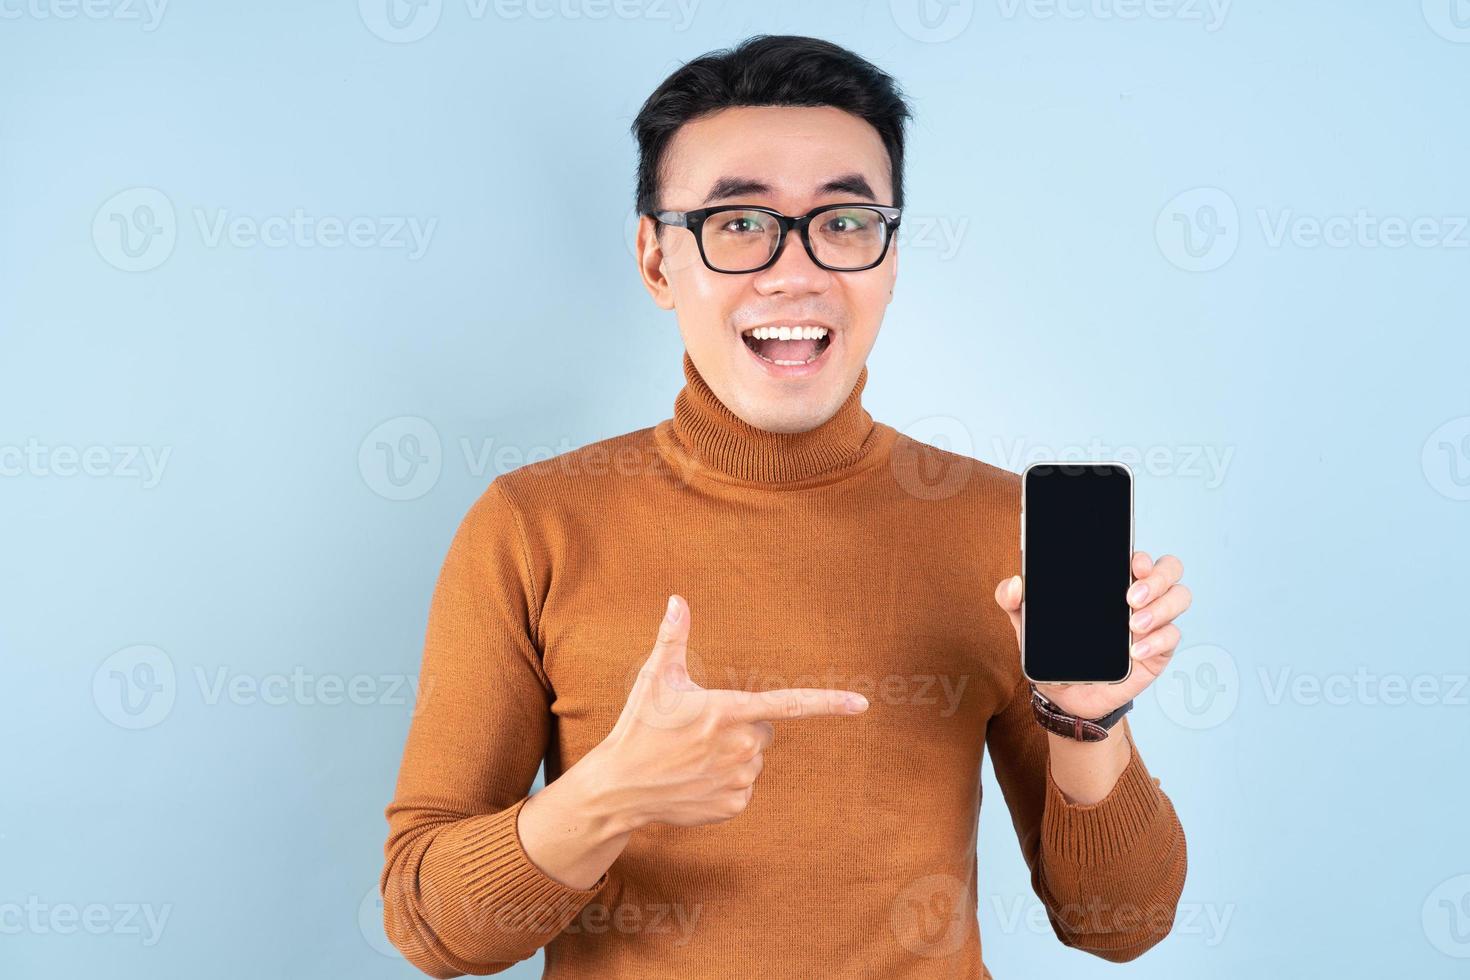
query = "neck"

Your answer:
(667, 350), (877, 484)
